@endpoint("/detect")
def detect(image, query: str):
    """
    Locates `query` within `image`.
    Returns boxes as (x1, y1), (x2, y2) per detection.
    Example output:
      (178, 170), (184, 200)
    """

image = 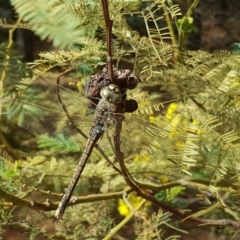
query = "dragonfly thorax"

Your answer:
(97, 98), (118, 113)
(94, 98), (118, 127)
